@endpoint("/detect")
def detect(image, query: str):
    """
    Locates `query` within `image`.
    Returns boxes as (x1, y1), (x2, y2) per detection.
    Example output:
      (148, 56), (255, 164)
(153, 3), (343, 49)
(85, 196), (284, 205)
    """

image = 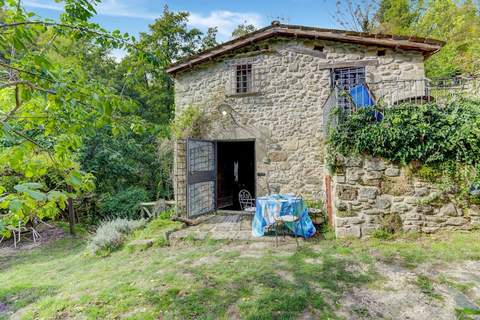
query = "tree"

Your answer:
(375, 0), (423, 34)
(415, 0), (480, 77)
(0, 0), (141, 238)
(201, 27), (218, 50)
(232, 23), (257, 38)
(334, 0), (480, 77)
(77, 6), (208, 222)
(334, 0), (380, 32)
